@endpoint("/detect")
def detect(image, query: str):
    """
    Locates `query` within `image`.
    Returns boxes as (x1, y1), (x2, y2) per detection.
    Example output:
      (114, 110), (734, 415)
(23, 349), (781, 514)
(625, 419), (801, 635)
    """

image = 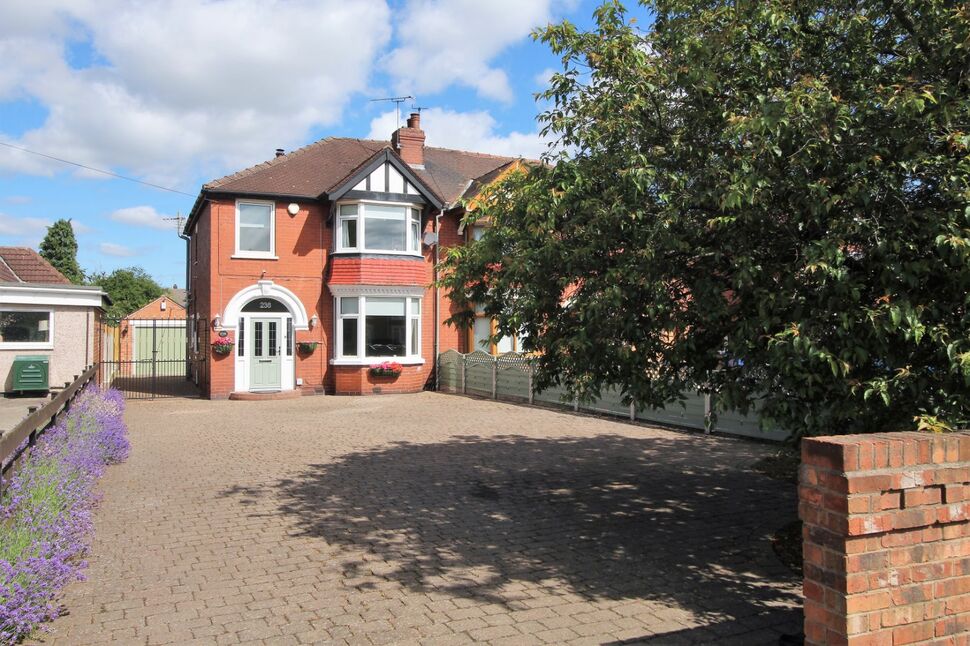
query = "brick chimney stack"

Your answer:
(391, 112), (425, 167)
